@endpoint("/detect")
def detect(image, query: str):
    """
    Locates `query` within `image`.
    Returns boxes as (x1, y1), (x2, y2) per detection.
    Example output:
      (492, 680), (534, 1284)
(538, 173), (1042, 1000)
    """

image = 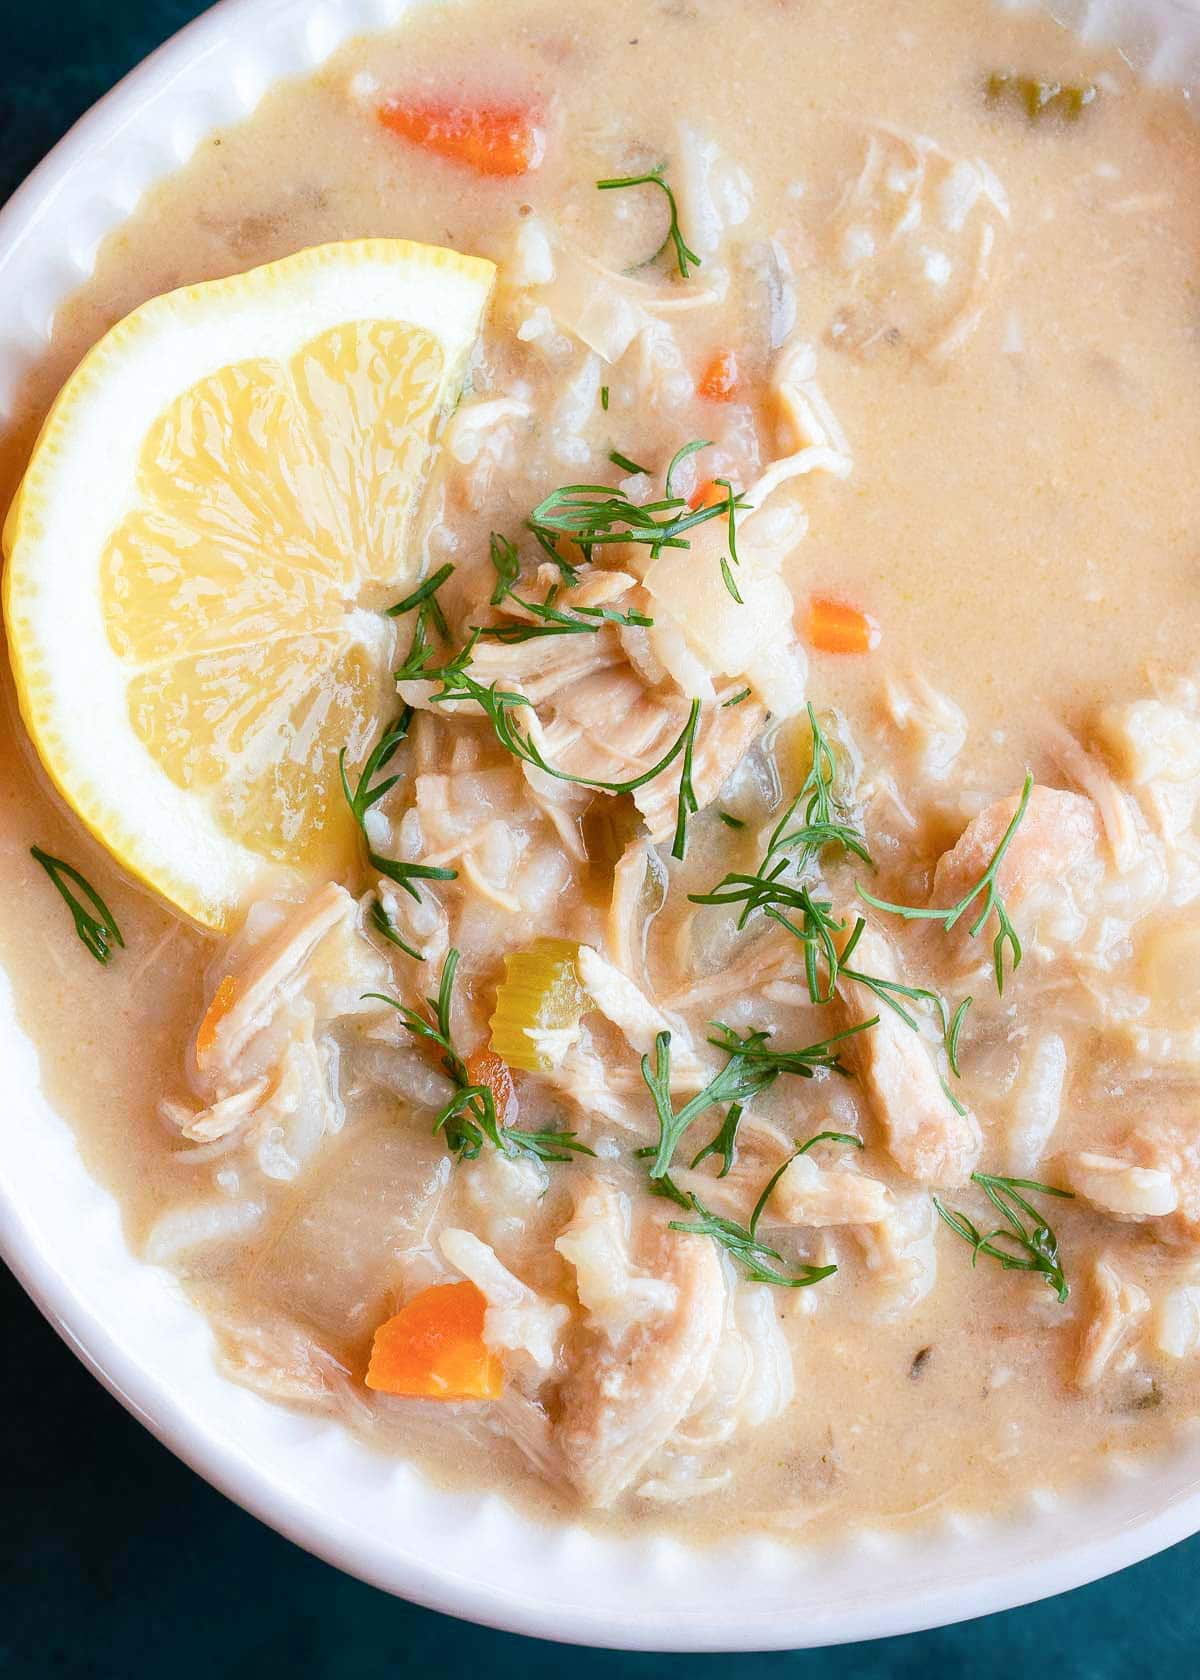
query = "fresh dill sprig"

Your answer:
(762, 902), (973, 1073)
(366, 949), (594, 1164)
(664, 1129), (863, 1285)
(596, 163), (701, 278)
(609, 448), (650, 477)
(369, 896), (422, 962)
(858, 771), (1033, 994)
(526, 461), (747, 565)
(665, 439), (710, 499)
(640, 1029), (780, 1180)
(707, 1017), (879, 1081)
(339, 709), (457, 902)
(748, 1130), (865, 1234)
(31, 847), (123, 966)
(386, 563), (454, 627)
(477, 582), (653, 645)
(415, 638), (704, 857)
(934, 1172), (1075, 1302)
(666, 1190), (839, 1288)
(671, 700), (701, 861)
(690, 704), (872, 929)
(488, 532), (522, 607)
